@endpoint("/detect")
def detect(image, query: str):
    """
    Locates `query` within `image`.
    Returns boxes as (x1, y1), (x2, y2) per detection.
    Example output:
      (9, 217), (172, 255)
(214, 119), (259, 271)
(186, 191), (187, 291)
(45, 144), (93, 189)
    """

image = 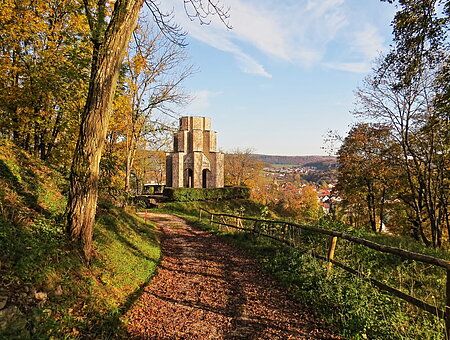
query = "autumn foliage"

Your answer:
(333, 0), (450, 247)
